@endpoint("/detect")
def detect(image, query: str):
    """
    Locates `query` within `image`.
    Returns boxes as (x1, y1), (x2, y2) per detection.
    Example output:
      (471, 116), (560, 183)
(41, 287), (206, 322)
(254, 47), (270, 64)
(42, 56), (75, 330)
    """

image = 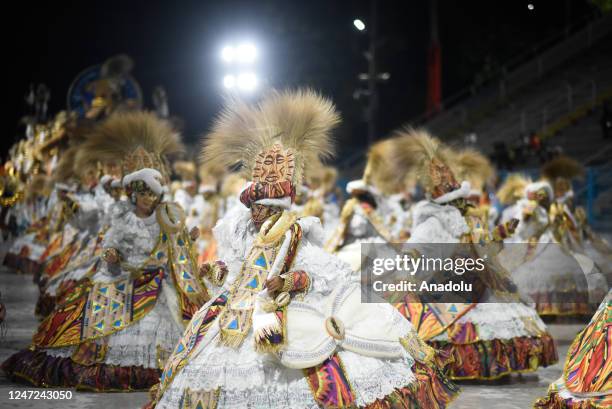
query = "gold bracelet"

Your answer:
(281, 273), (295, 293)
